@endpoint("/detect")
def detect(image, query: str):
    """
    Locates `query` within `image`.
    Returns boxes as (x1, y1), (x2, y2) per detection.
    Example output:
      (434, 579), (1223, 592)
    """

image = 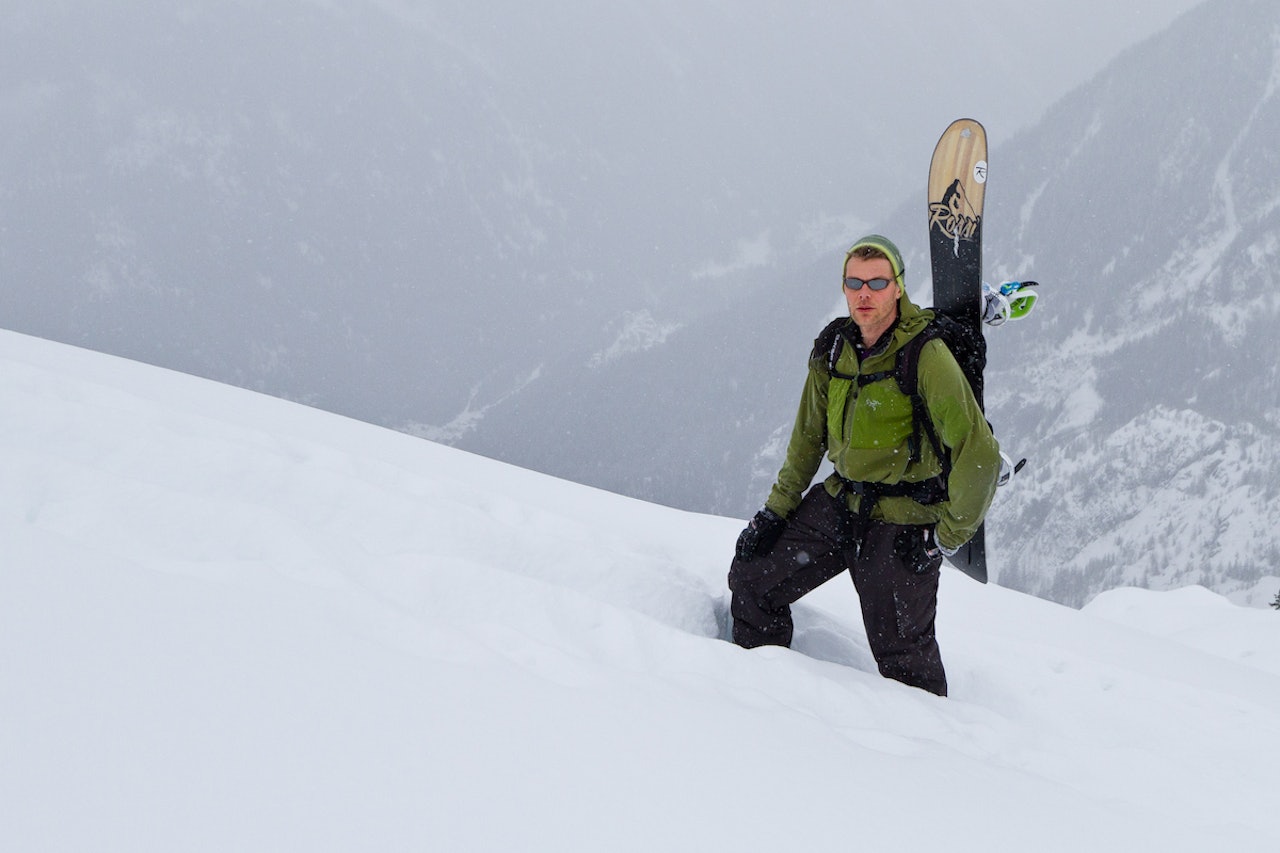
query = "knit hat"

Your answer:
(844, 234), (905, 284)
